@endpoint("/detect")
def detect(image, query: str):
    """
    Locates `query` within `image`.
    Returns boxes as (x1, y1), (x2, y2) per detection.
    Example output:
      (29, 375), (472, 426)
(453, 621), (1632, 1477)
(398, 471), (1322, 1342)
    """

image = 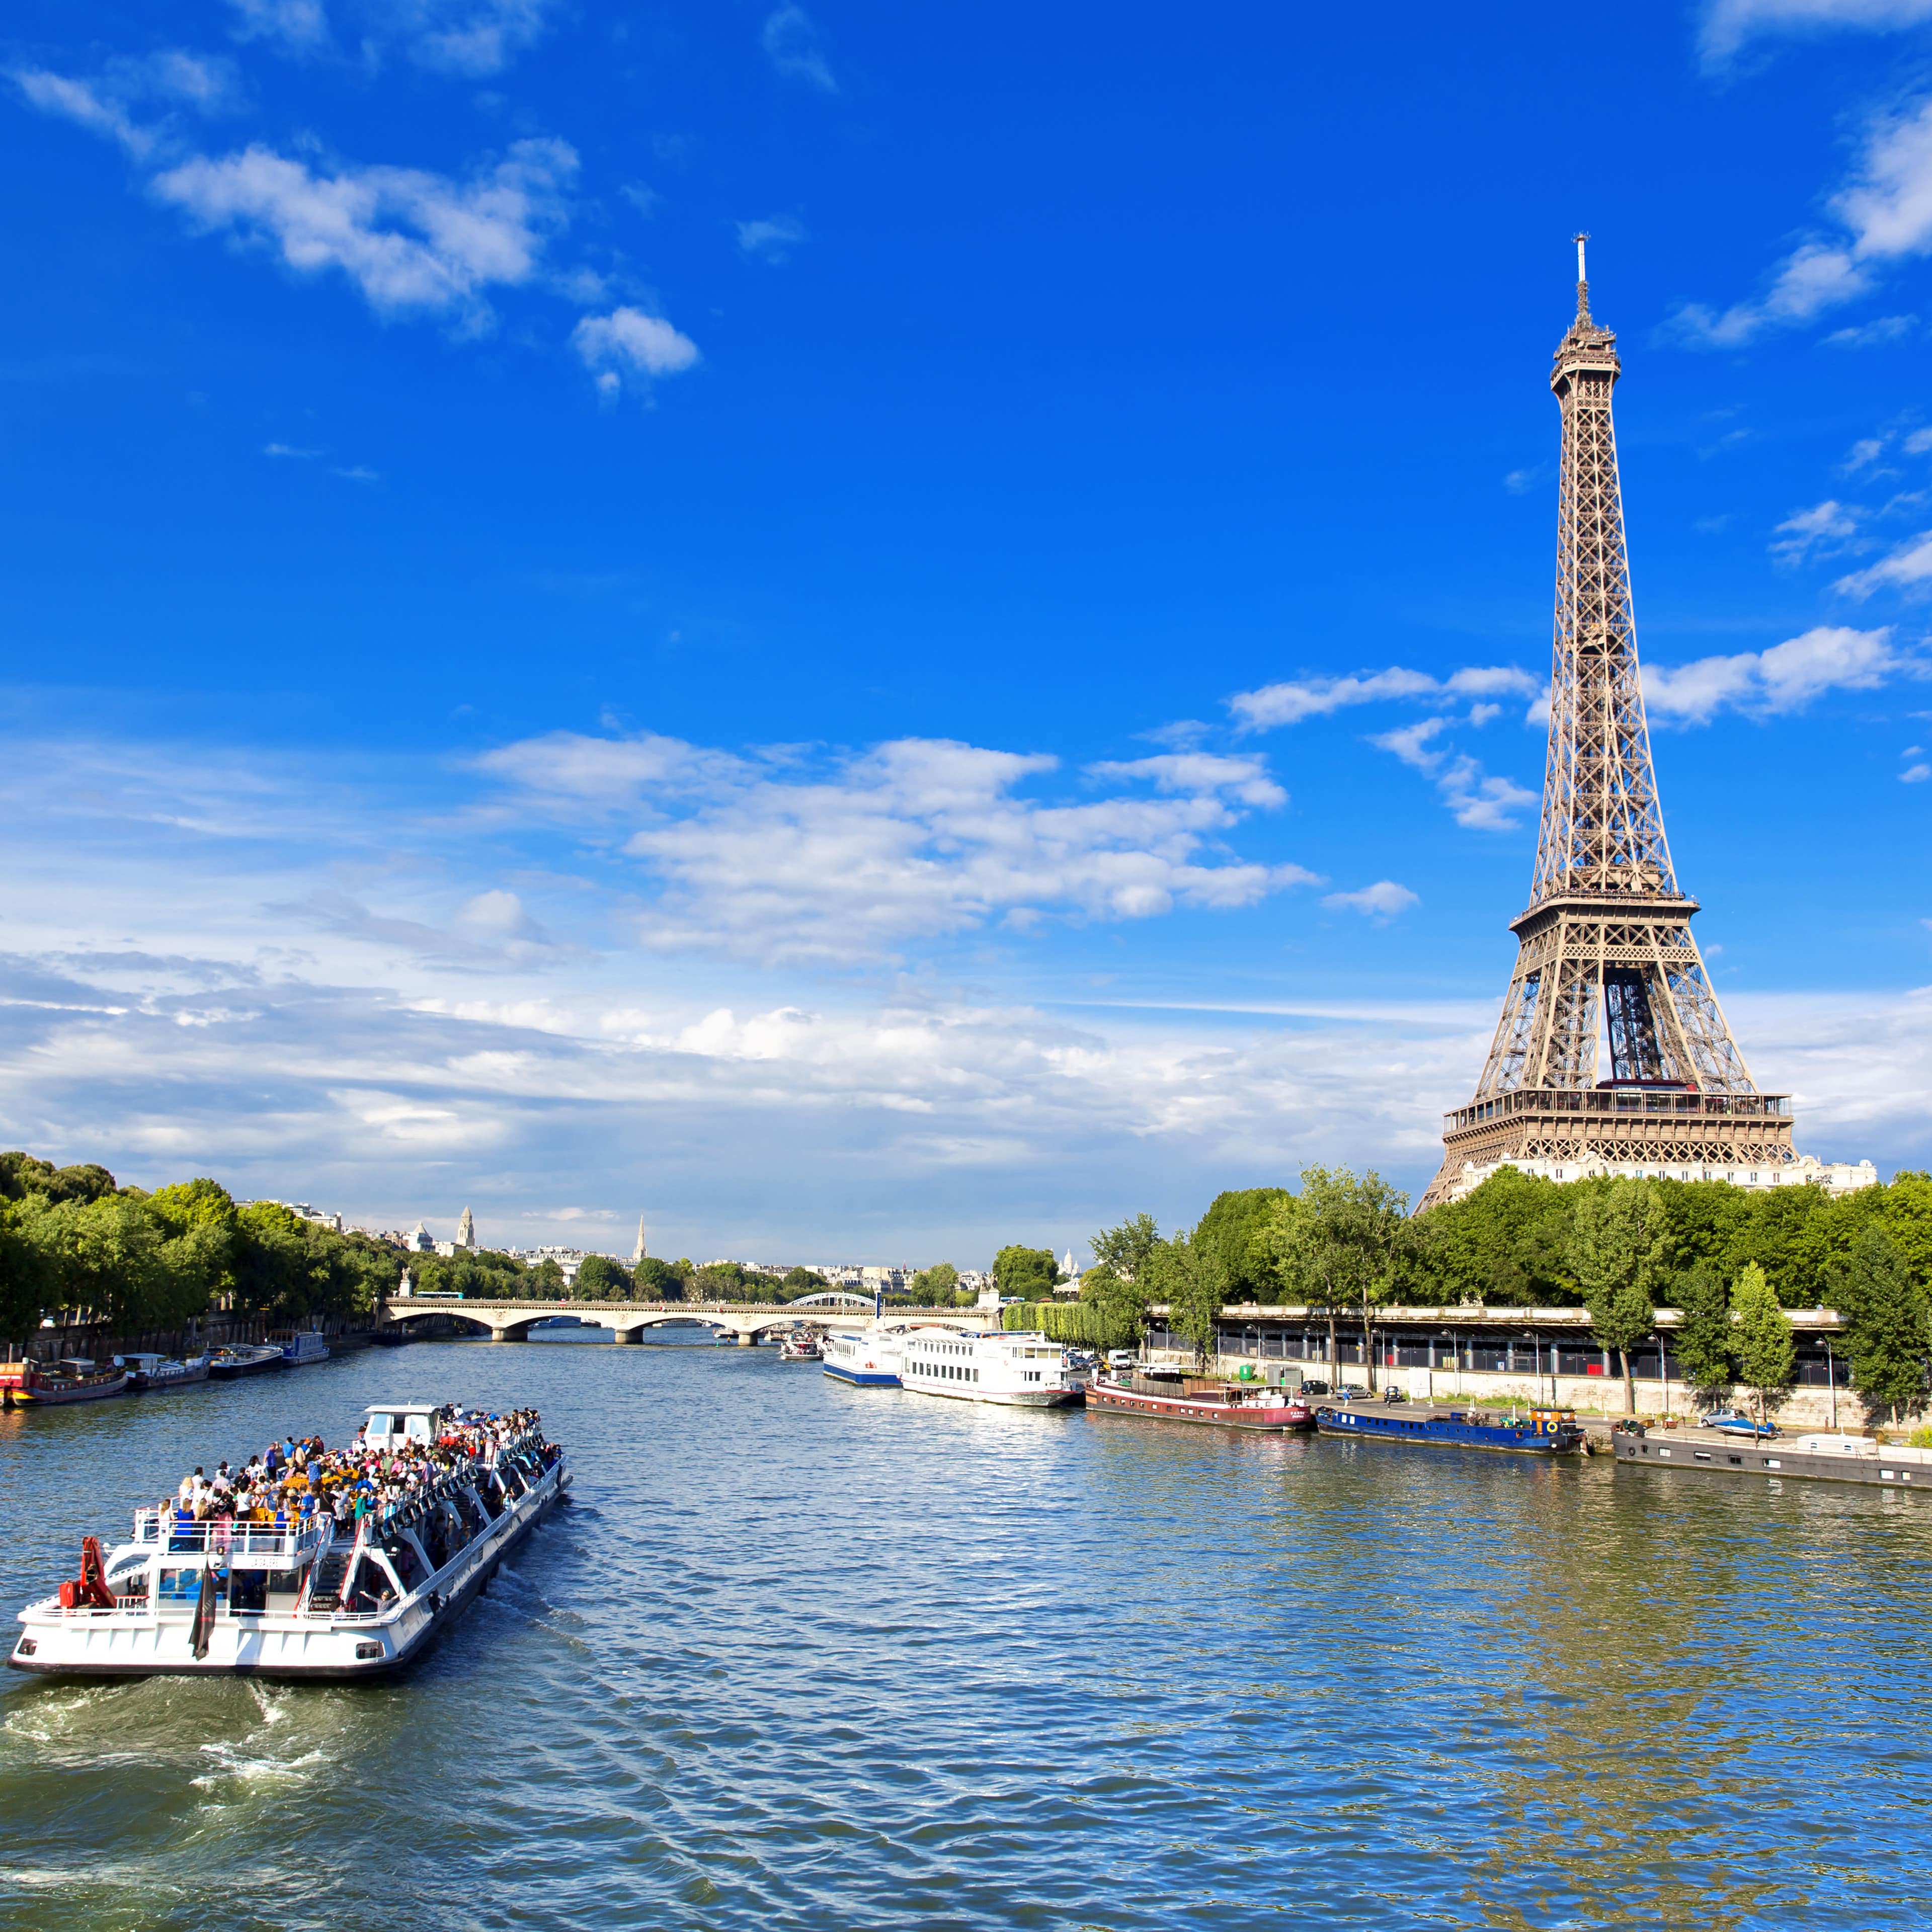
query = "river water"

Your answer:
(3, 1331), (1929, 1930)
